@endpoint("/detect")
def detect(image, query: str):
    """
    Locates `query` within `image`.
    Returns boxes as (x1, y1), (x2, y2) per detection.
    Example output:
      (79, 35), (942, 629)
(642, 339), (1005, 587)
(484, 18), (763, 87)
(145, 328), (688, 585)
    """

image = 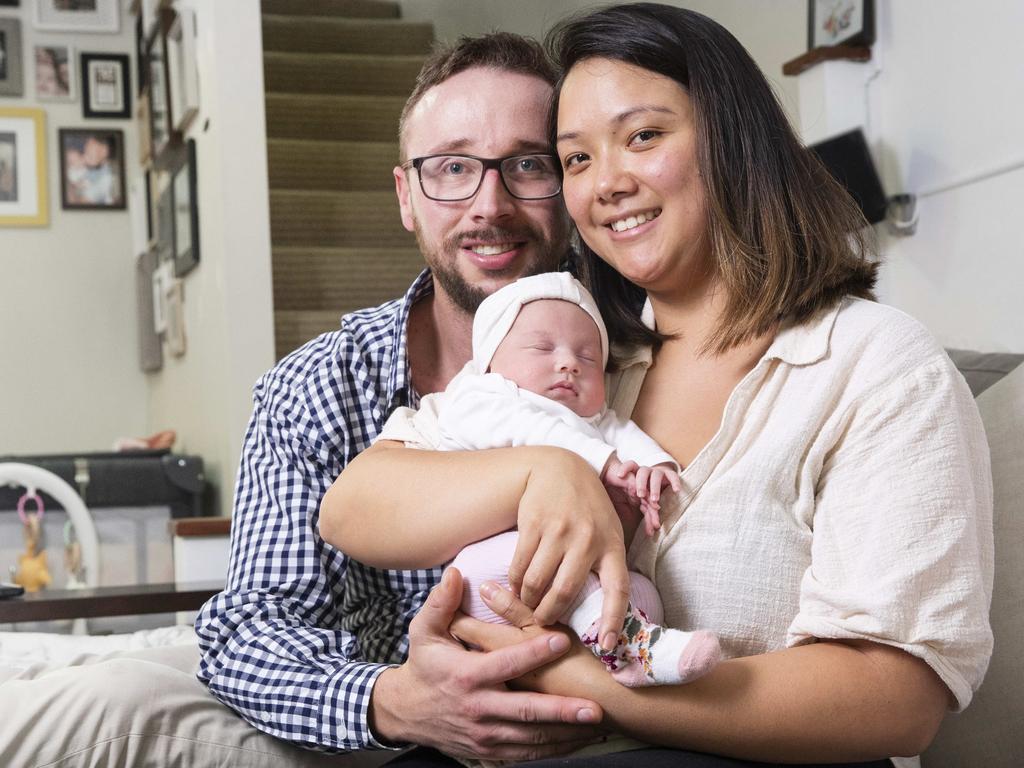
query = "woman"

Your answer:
(327, 5), (992, 766)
